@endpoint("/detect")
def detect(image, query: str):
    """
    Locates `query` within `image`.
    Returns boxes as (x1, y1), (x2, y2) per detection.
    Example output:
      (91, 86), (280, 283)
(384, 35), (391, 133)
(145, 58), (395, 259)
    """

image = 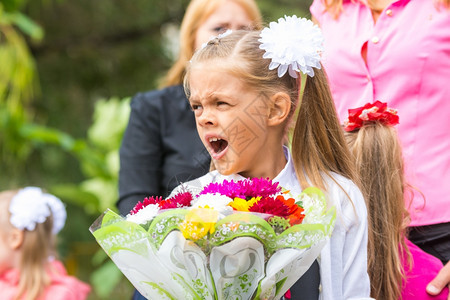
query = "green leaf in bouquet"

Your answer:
(147, 209), (189, 248)
(210, 212), (277, 252)
(253, 276), (288, 299)
(267, 215), (291, 232)
(91, 209), (151, 256)
(275, 277), (288, 297)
